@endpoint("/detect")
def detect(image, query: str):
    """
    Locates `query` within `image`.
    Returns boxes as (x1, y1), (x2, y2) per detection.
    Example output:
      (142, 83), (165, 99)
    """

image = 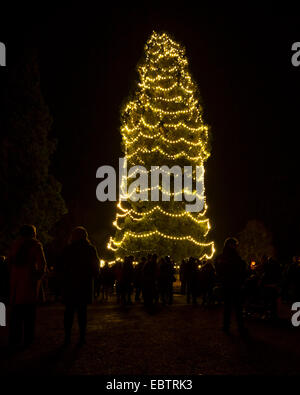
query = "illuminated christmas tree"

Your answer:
(107, 31), (215, 261)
